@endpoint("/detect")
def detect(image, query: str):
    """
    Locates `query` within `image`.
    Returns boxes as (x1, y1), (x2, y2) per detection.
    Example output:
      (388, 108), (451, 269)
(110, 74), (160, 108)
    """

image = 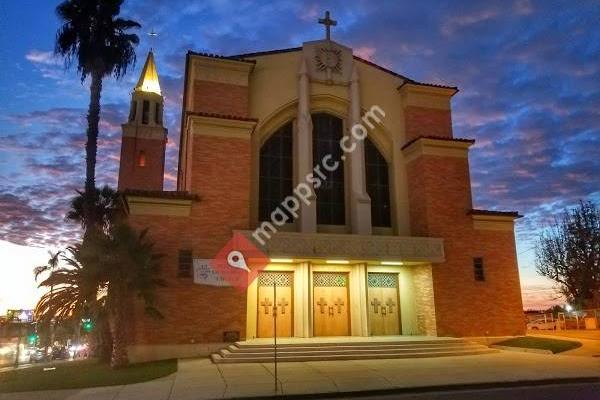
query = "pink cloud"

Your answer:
(354, 46), (377, 62)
